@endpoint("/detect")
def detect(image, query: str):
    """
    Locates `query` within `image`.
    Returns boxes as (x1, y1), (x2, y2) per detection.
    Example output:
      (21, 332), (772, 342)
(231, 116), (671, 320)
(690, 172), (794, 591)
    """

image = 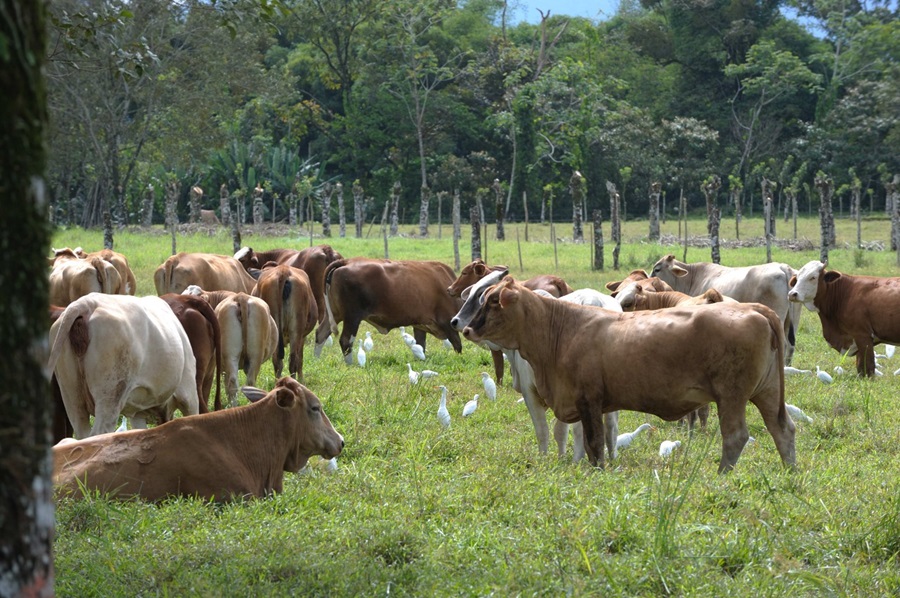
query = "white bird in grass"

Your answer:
(324, 334), (334, 347)
(400, 327), (416, 347)
(784, 366), (812, 376)
(357, 340), (367, 367)
(894, 367), (900, 376)
(886, 344), (896, 359)
(410, 343), (426, 361)
(443, 339), (453, 350)
(325, 457), (338, 472)
(833, 365), (844, 376)
(659, 440), (681, 458)
(115, 416), (128, 433)
(407, 363), (420, 385)
(816, 366), (833, 384)
(785, 403), (813, 423)
(481, 372), (497, 400)
(616, 423), (655, 450)
(436, 386), (451, 428)
(421, 369), (439, 380)
(363, 331), (374, 352)
(463, 394), (479, 417)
